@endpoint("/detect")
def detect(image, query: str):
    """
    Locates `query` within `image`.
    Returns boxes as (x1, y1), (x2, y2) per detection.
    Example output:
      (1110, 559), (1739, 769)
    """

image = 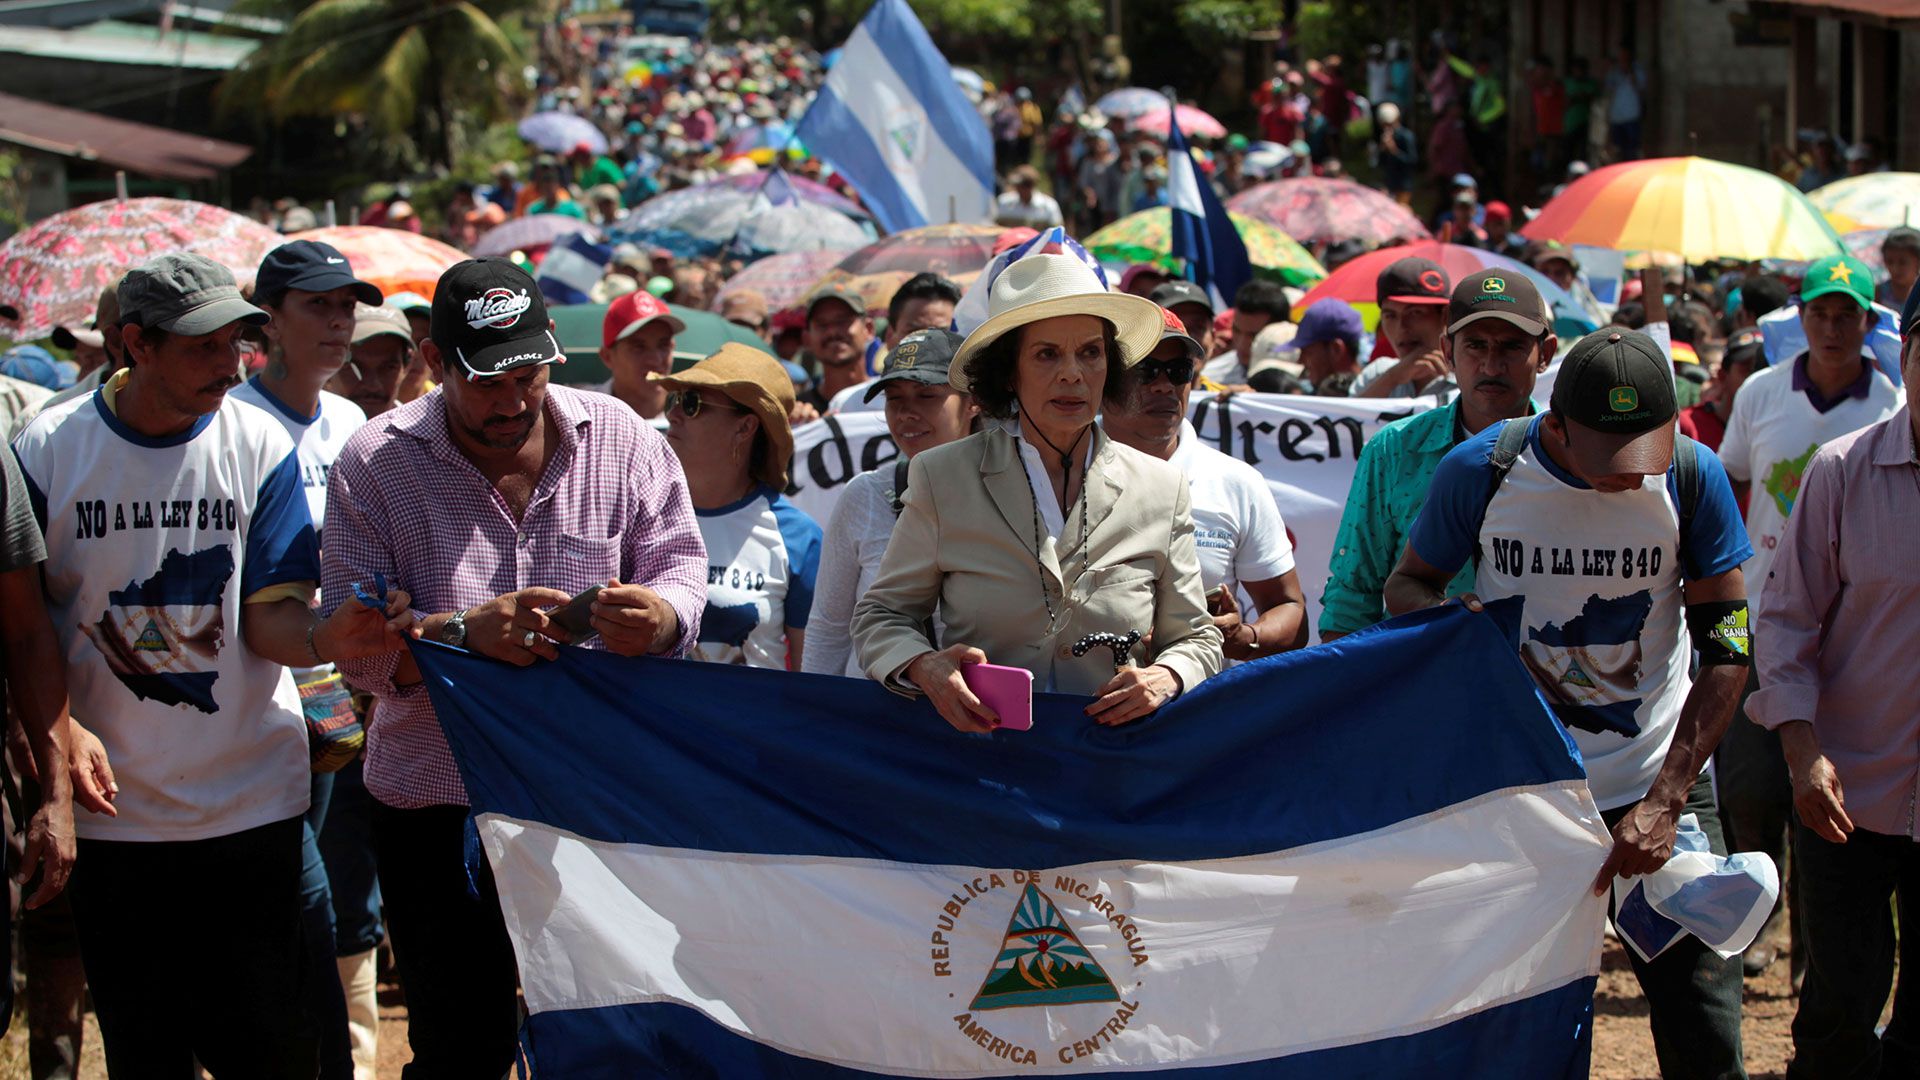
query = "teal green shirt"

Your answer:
(1319, 400), (1483, 638)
